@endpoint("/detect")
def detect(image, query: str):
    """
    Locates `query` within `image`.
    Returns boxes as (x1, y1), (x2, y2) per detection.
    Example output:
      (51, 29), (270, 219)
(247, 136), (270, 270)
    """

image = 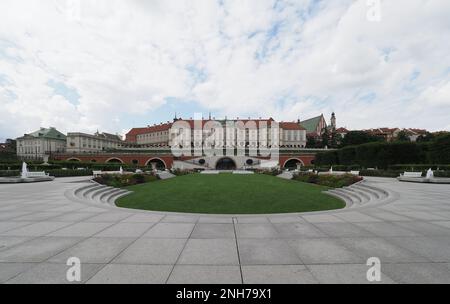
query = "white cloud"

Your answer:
(0, 0), (449, 142)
